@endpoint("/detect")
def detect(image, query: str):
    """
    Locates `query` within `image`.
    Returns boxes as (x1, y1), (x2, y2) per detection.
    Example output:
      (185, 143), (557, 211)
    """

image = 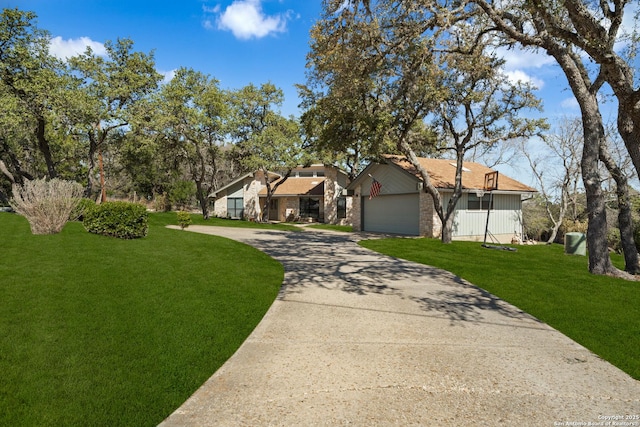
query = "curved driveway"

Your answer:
(160, 226), (639, 426)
